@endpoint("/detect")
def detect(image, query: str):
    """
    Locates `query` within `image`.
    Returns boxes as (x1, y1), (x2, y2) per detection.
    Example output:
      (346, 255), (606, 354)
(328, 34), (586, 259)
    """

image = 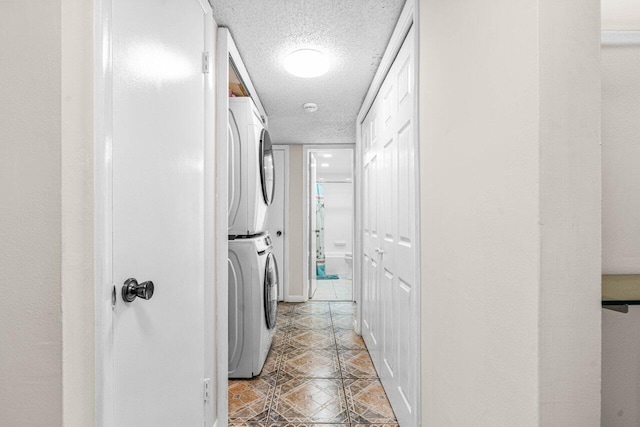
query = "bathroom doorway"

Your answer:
(305, 147), (354, 301)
